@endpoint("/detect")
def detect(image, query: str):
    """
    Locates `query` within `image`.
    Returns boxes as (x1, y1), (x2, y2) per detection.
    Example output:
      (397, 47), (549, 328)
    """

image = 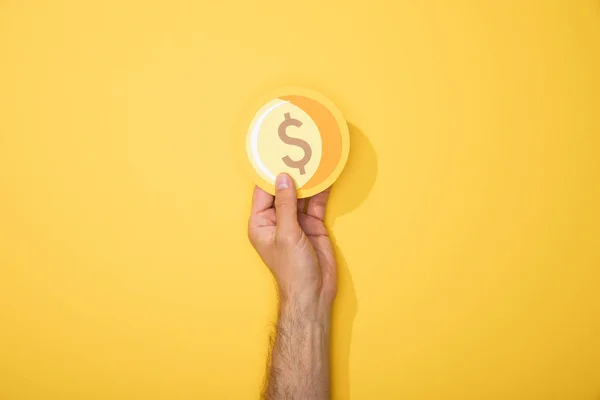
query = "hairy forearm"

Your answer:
(263, 299), (331, 400)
